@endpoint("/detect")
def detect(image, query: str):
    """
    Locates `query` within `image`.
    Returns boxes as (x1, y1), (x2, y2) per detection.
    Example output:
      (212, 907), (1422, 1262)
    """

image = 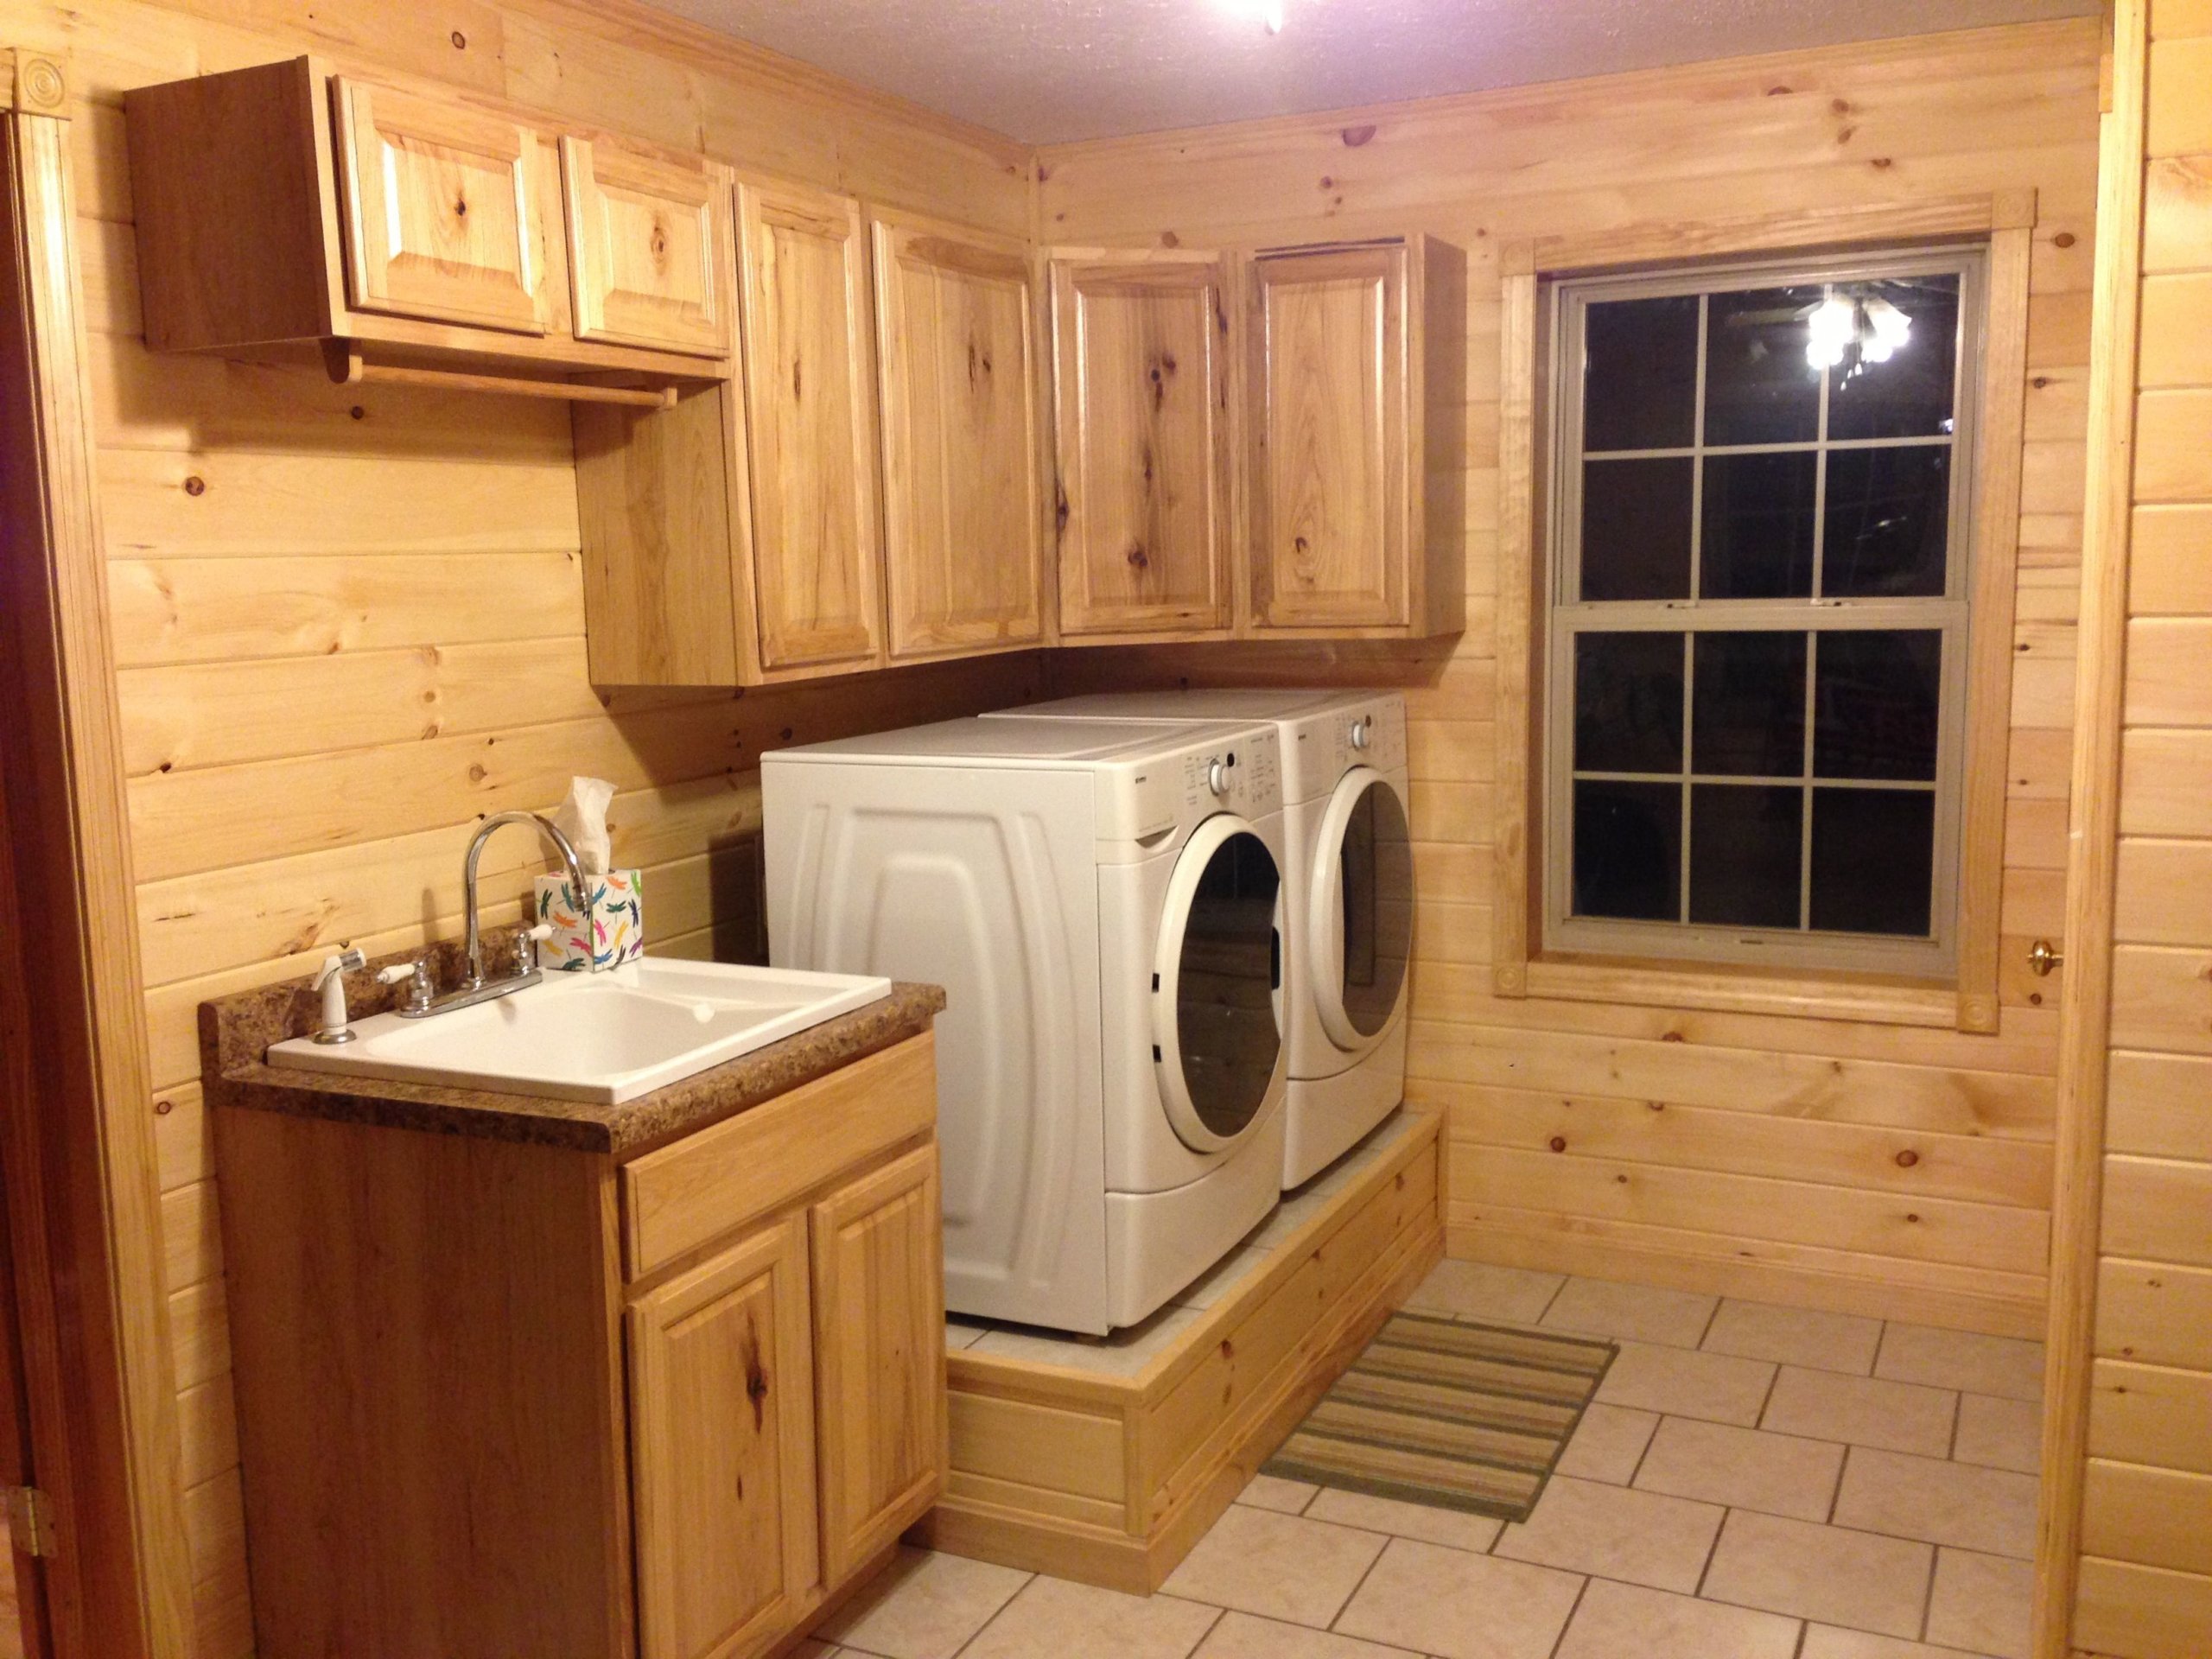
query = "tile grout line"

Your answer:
(1828, 1442), (1849, 1524)
(1916, 1539), (1942, 1644)
(1693, 1293), (1724, 1348)
(1692, 1500), (1730, 1598)
(944, 1570), (1038, 1659)
(1322, 1528), (1399, 1637)
(1542, 1573), (1593, 1659)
